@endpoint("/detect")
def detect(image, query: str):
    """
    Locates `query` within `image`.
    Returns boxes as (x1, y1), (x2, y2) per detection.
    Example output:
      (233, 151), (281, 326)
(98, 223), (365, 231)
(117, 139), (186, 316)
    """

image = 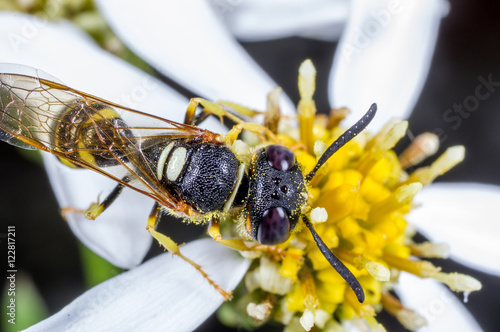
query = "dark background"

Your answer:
(1, 0), (499, 331)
